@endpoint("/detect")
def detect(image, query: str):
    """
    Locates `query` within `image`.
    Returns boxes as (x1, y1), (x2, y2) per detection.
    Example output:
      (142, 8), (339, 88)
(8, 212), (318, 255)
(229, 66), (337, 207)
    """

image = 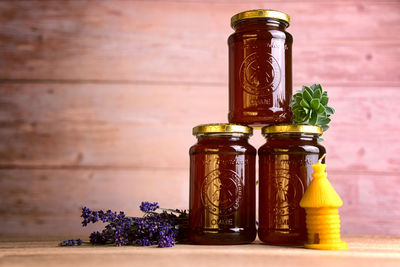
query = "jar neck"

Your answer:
(196, 133), (250, 142)
(264, 132), (319, 142)
(233, 18), (289, 32)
